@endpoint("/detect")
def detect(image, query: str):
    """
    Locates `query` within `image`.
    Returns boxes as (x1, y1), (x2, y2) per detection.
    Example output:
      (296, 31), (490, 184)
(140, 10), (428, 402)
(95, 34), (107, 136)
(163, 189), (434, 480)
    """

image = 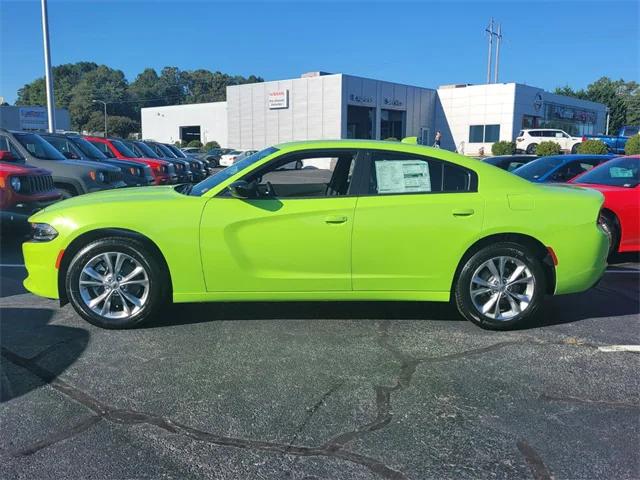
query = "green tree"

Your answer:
(84, 112), (139, 138)
(535, 141), (562, 156)
(576, 140), (608, 154)
(625, 135), (640, 155)
(491, 141), (515, 155)
(202, 140), (220, 151)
